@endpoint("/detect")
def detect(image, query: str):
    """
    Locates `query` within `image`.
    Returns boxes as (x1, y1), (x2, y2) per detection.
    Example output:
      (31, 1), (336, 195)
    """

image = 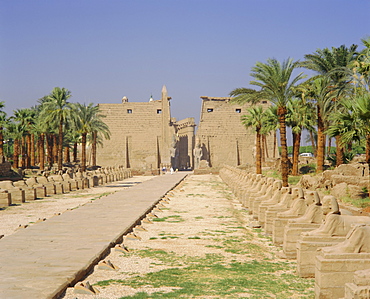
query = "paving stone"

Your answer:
(0, 172), (188, 299)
